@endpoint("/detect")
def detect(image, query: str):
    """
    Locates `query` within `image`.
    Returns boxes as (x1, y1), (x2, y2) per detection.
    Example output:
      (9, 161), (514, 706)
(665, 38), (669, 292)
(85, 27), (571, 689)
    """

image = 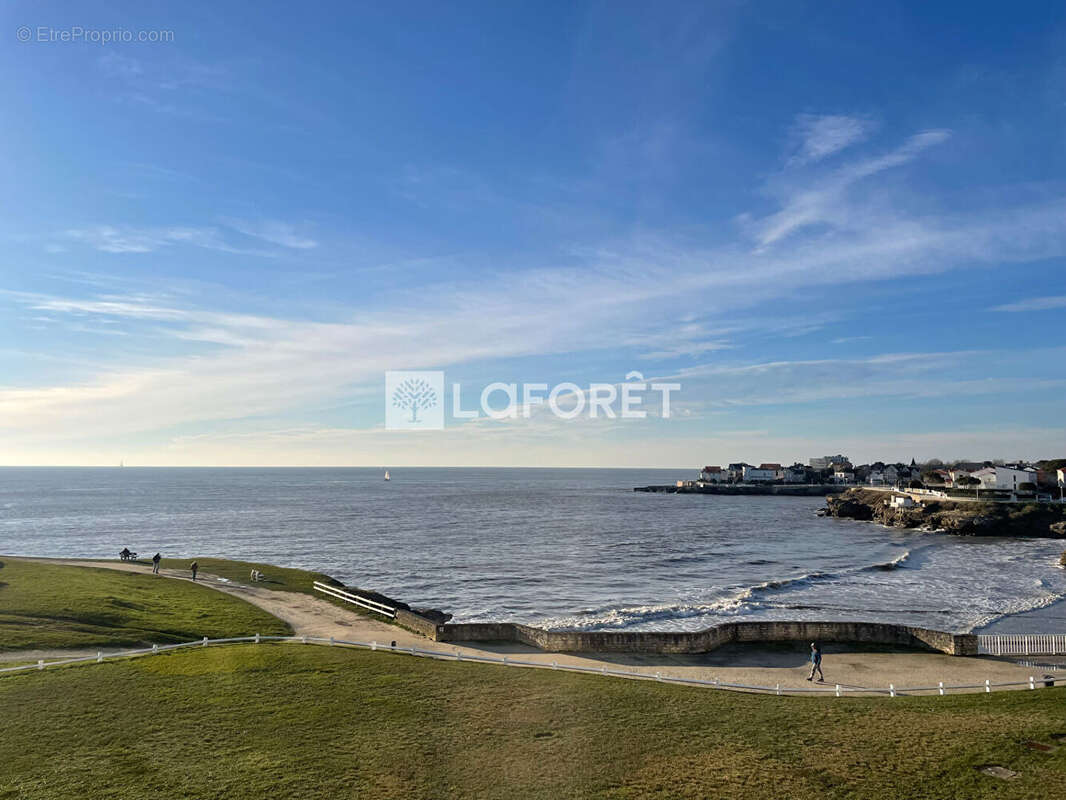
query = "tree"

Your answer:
(921, 471), (944, 485)
(1018, 482), (1037, 493)
(908, 479), (924, 489)
(392, 378), (438, 423)
(957, 476), (980, 487)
